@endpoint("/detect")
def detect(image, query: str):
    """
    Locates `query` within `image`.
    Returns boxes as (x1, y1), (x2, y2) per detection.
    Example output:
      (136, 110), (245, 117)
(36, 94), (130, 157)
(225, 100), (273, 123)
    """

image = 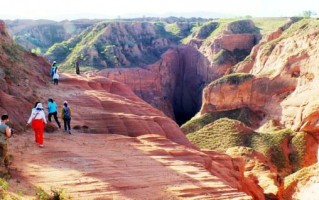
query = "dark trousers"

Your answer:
(48, 112), (61, 128)
(0, 143), (8, 168)
(63, 118), (71, 131)
(53, 79), (59, 85)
